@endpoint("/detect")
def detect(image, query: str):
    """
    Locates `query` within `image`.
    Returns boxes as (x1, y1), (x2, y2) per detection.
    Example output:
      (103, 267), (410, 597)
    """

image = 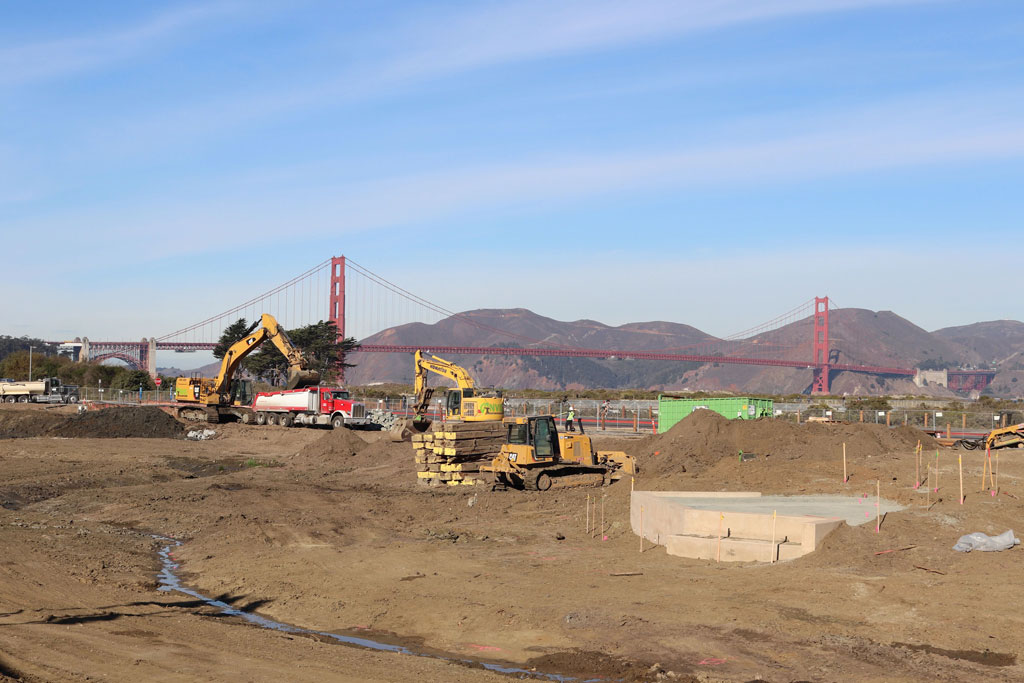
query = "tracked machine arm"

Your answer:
(211, 313), (320, 401)
(390, 350), (503, 441)
(410, 350), (476, 415)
